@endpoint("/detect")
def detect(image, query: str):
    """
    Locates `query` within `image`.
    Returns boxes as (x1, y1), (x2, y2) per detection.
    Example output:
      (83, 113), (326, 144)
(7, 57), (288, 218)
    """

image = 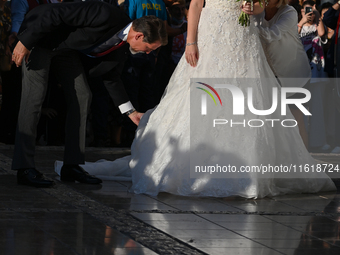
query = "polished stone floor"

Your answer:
(0, 145), (340, 255)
